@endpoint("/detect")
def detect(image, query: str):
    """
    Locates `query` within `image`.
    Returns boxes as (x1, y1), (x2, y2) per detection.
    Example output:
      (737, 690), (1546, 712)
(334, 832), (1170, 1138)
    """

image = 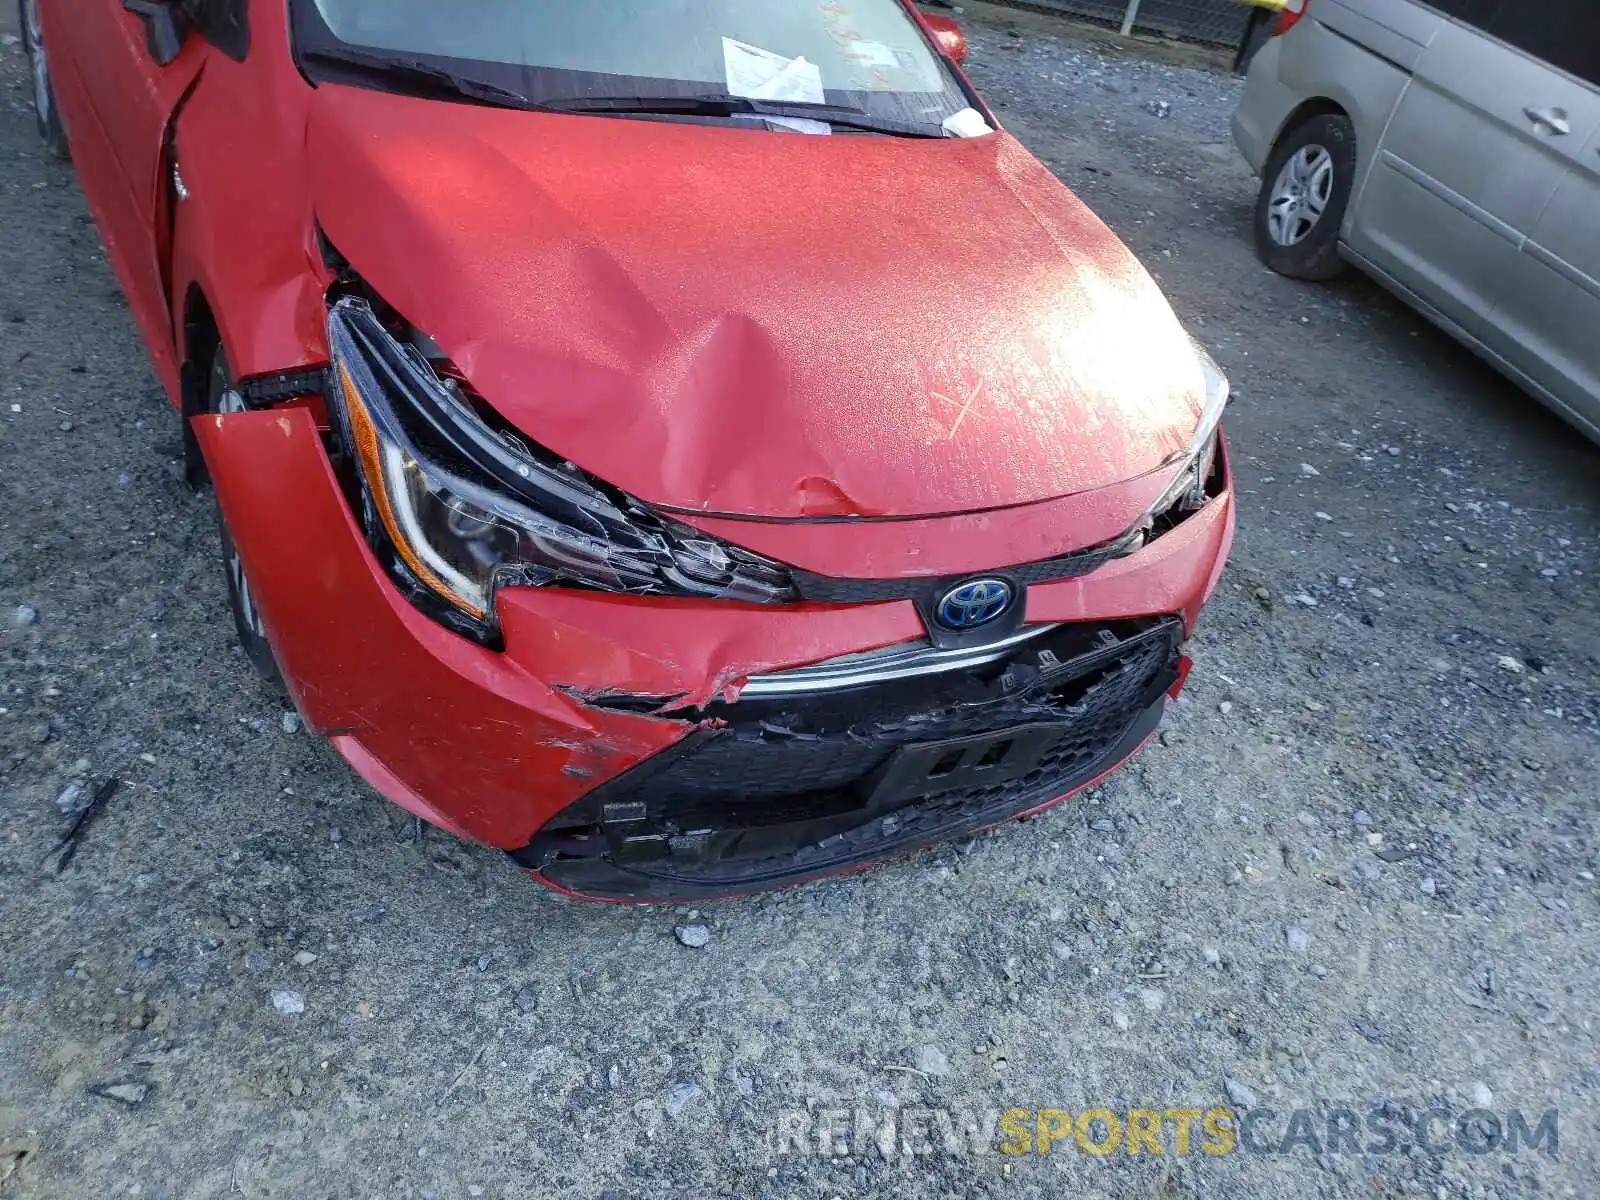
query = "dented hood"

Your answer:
(308, 86), (1208, 519)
